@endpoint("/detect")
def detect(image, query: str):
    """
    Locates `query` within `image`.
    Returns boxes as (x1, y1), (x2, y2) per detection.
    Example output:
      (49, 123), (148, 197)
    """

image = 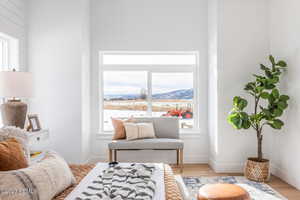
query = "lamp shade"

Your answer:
(0, 72), (33, 98)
